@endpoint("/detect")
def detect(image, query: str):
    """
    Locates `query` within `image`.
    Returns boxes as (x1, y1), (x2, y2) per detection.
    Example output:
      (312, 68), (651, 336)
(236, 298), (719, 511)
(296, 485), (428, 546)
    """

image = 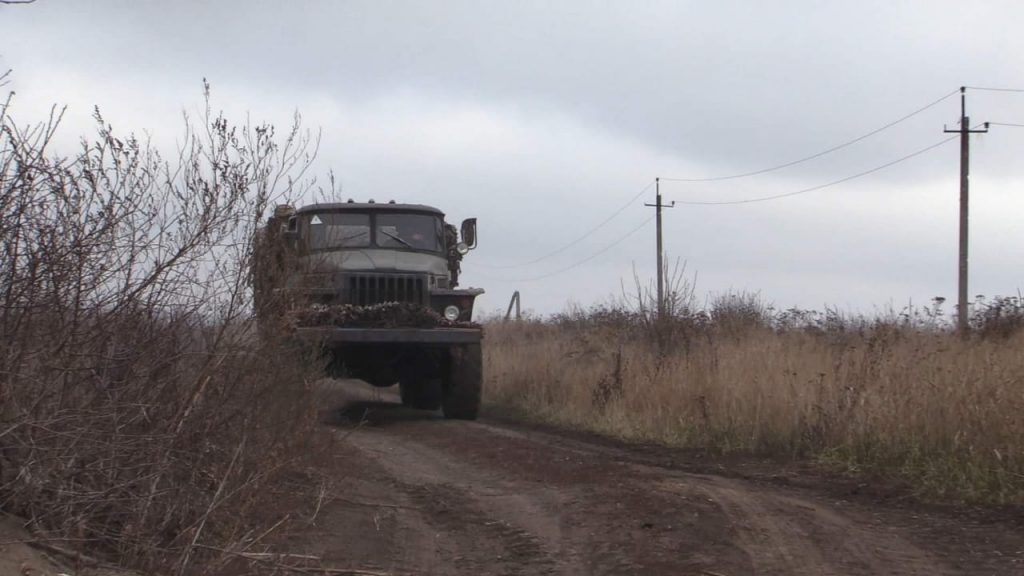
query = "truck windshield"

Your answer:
(304, 211), (443, 252)
(376, 213), (442, 252)
(306, 213), (371, 249)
